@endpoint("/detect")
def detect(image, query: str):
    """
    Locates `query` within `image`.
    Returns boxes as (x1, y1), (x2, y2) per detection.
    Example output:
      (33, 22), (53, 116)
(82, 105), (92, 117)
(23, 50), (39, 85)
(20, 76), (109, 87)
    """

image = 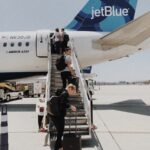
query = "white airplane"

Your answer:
(0, 0), (150, 81)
